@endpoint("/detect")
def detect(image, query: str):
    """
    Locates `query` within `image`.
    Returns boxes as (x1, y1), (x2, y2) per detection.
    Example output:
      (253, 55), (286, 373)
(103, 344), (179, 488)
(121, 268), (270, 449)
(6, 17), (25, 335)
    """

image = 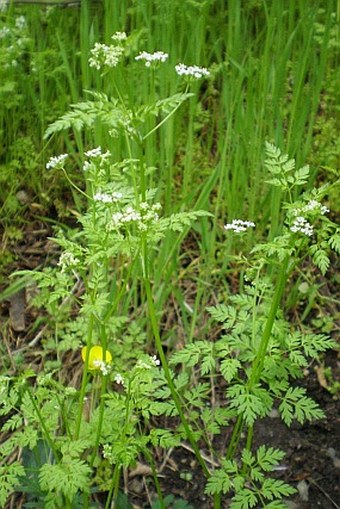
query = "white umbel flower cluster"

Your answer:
(93, 360), (111, 376)
(89, 42), (124, 70)
(135, 50), (168, 67)
(15, 15), (26, 30)
(150, 355), (161, 366)
(110, 202), (161, 231)
(85, 147), (103, 158)
(46, 153), (68, 170)
(58, 251), (80, 272)
(93, 191), (123, 203)
(0, 26), (10, 38)
(304, 200), (329, 215)
(290, 216), (314, 237)
(111, 32), (127, 42)
(175, 63), (210, 79)
(114, 373), (124, 385)
(136, 355), (161, 370)
(224, 219), (255, 233)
